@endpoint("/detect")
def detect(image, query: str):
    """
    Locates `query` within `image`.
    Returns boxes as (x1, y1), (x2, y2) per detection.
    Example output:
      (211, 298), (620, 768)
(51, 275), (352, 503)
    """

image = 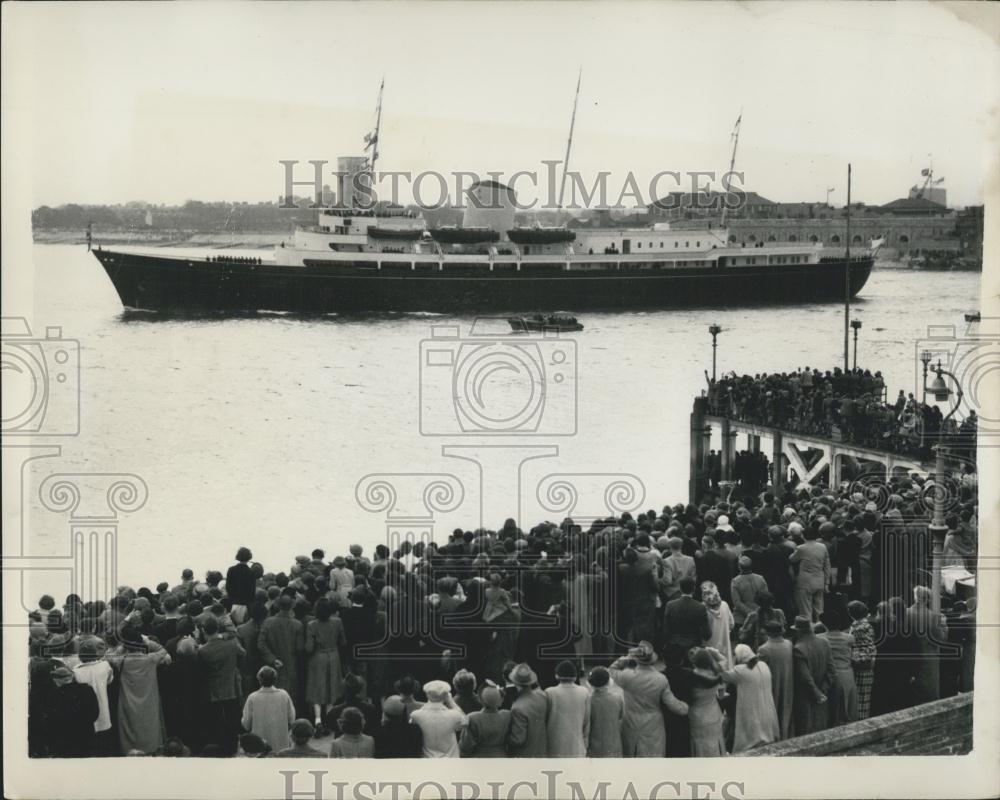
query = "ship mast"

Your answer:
(364, 78), (385, 177)
(557, 69), (582, 215)
(720, 111), (742, 228)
